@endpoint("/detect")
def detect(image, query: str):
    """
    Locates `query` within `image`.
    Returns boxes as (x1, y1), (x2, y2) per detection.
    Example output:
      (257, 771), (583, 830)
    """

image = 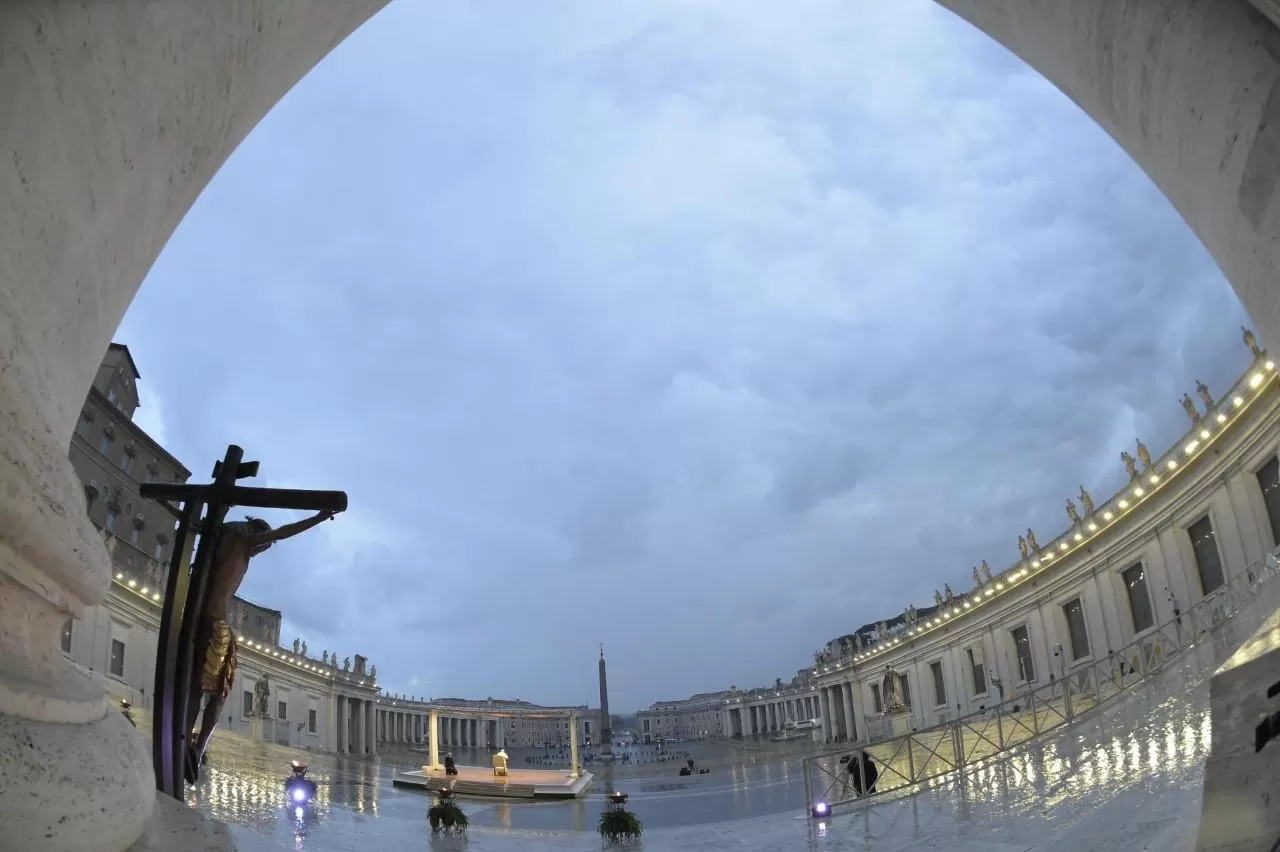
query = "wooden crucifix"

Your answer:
(140, 444), (347, 799)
